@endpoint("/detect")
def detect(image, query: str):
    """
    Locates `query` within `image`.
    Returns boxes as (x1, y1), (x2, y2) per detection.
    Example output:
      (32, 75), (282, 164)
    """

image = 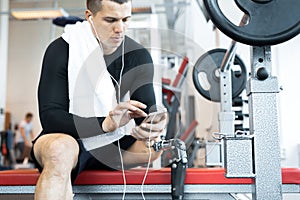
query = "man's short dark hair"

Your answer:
(87, 0), (130, 15)
(25, 112), (33, 119)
